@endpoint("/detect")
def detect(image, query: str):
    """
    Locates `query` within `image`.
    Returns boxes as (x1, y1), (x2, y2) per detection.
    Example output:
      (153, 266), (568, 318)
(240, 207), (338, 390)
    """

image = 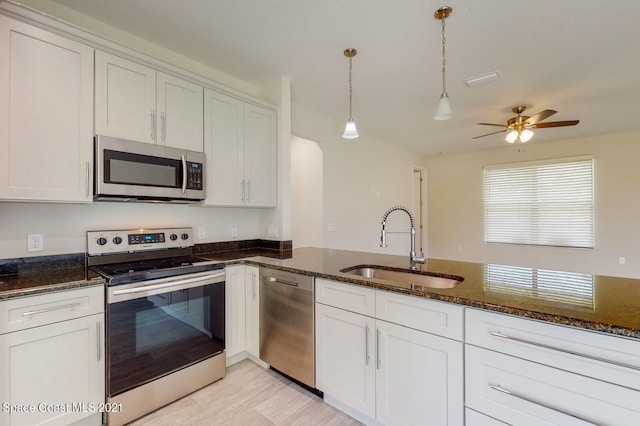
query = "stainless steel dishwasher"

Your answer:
(260, 268), (315, 388)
